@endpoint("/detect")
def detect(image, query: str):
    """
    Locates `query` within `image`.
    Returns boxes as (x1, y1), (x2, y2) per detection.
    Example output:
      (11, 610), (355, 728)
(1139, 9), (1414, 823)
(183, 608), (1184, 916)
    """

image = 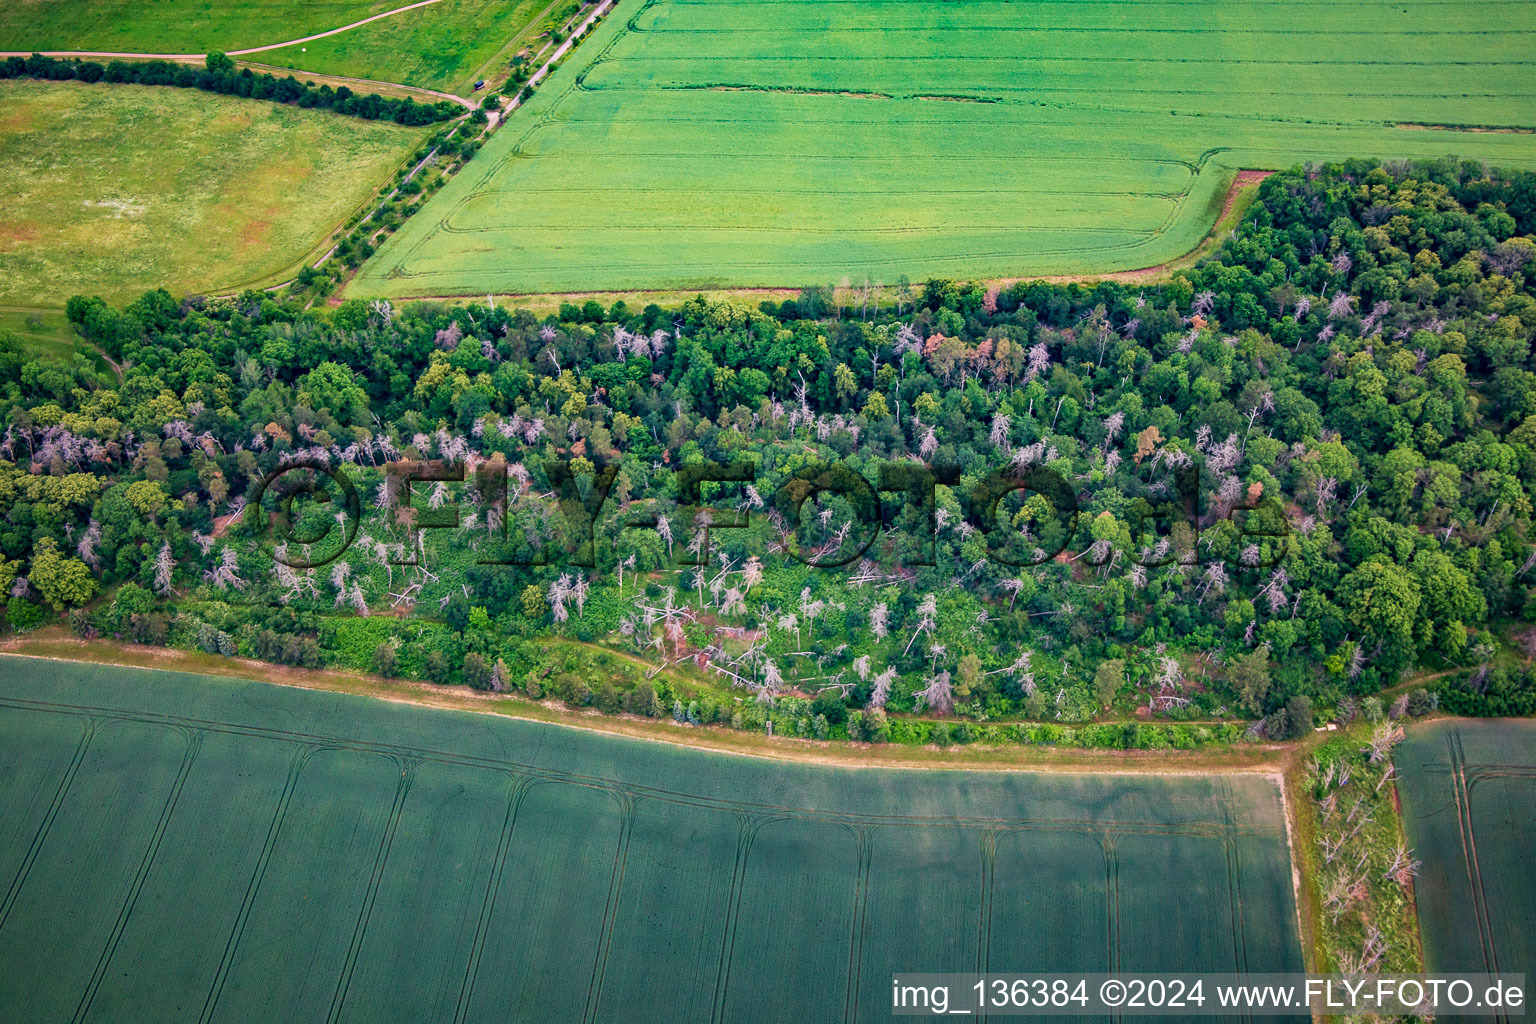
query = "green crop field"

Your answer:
(355, 0), (1536, 298)
(0, 655), (1304, 1022)
(0, 80), (425, 308)
(0, 0), (552, 94)
(1397, 719), (1536, 992)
